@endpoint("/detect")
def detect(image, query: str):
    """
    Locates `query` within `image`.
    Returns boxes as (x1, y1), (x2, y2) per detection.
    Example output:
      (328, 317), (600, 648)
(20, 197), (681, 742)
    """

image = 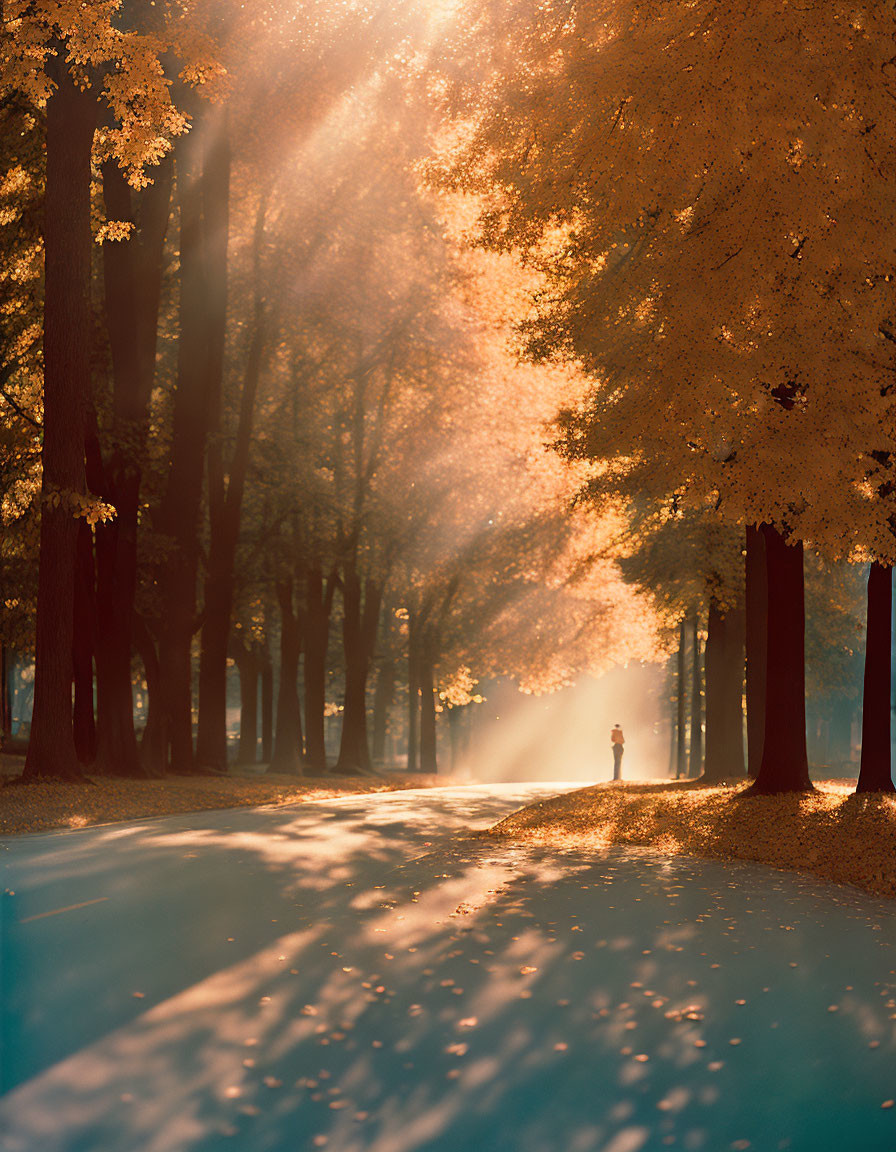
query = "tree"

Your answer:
(2, 3), (206, 780)
(443, 0), (896, 792)
(22, 52), (96, 781)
